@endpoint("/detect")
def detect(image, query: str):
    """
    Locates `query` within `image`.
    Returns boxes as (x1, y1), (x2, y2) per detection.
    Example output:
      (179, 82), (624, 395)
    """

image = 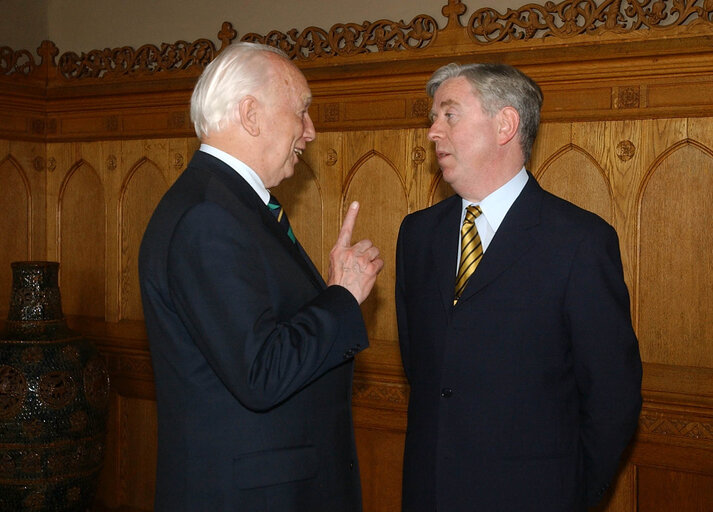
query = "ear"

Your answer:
(238, 95), (260, 137)
(496, 106), (519, 146)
